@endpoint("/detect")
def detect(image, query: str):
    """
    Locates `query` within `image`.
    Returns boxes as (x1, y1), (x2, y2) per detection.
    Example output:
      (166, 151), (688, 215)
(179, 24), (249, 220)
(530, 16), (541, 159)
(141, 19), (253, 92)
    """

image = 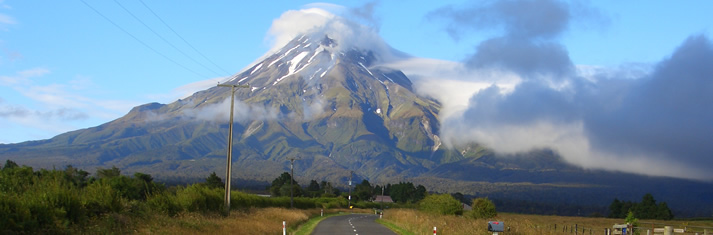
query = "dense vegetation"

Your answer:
(608, 193), (674, 220)
(0, 161), (353, 234)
